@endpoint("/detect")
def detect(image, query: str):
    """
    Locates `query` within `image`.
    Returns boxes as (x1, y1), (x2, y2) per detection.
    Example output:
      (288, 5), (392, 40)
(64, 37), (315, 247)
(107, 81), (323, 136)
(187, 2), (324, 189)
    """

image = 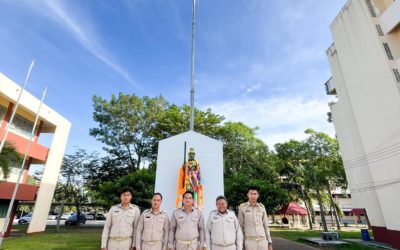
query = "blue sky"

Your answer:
(0, 0), (346, 155)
